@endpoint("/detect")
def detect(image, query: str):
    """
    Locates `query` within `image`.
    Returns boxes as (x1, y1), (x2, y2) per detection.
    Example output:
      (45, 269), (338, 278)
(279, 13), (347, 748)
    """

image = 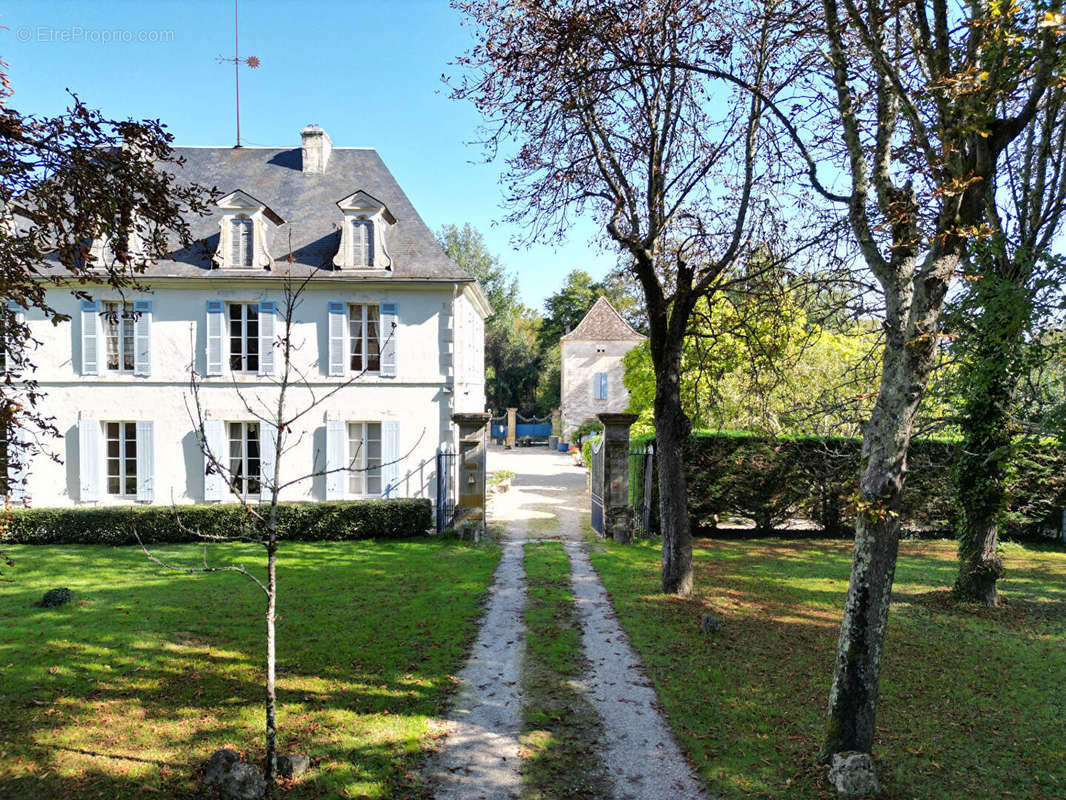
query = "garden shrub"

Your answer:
(1, 499), (433, 546)
(634, 431), (1065, 539)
